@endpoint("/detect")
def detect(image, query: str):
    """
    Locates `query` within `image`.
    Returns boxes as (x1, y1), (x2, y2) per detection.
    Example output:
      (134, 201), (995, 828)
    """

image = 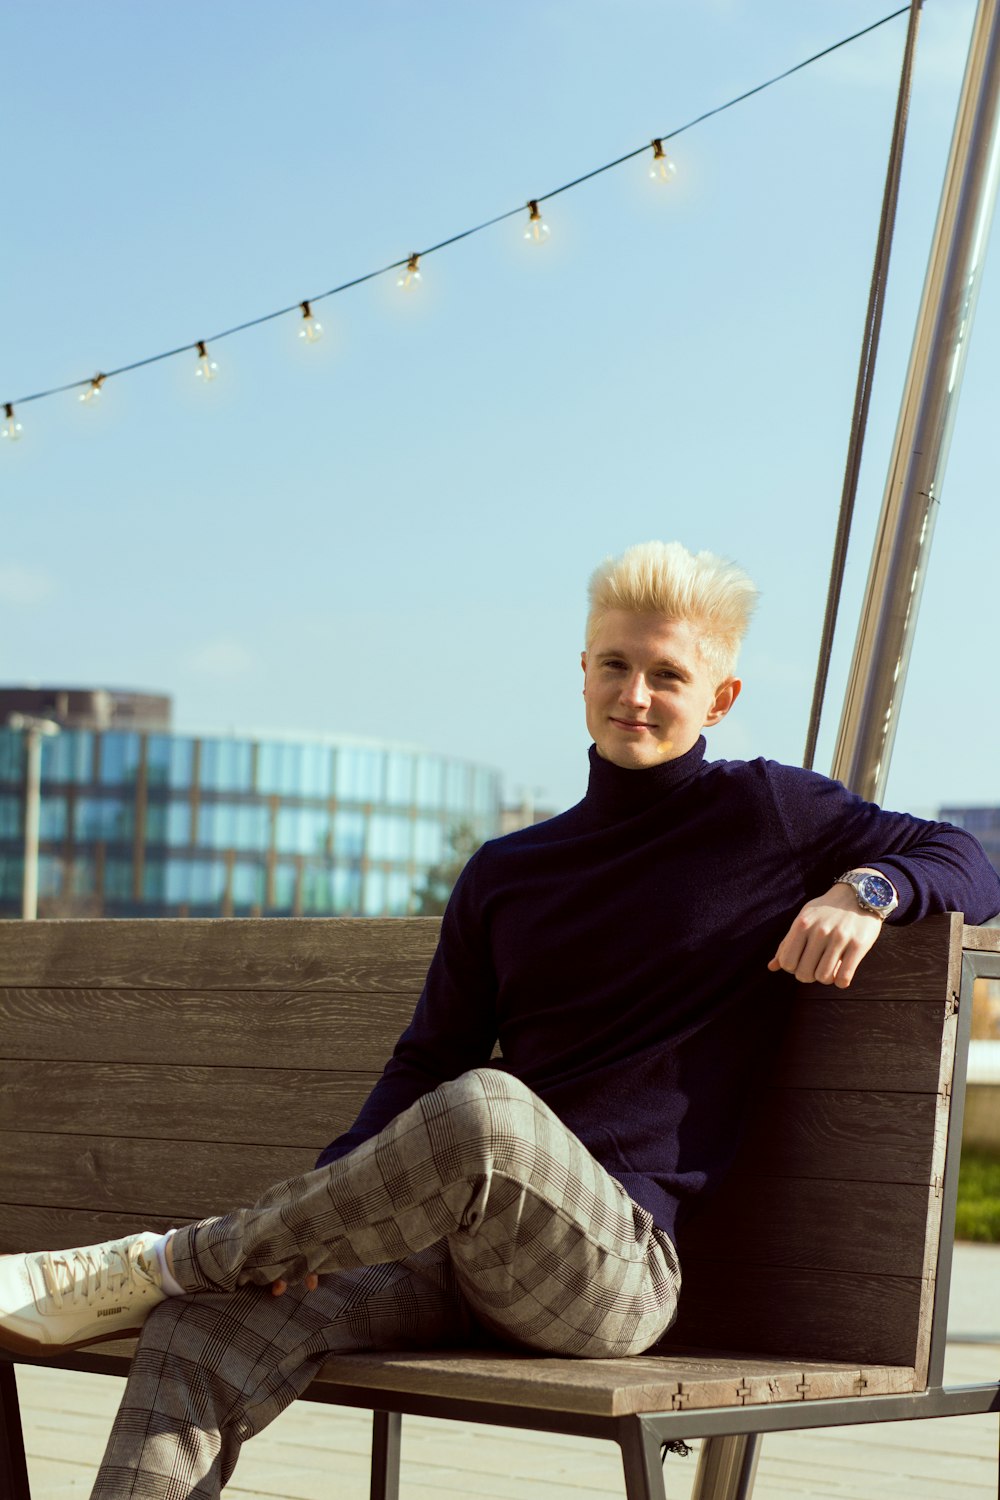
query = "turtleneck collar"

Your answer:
(583, 736), (708, 820)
